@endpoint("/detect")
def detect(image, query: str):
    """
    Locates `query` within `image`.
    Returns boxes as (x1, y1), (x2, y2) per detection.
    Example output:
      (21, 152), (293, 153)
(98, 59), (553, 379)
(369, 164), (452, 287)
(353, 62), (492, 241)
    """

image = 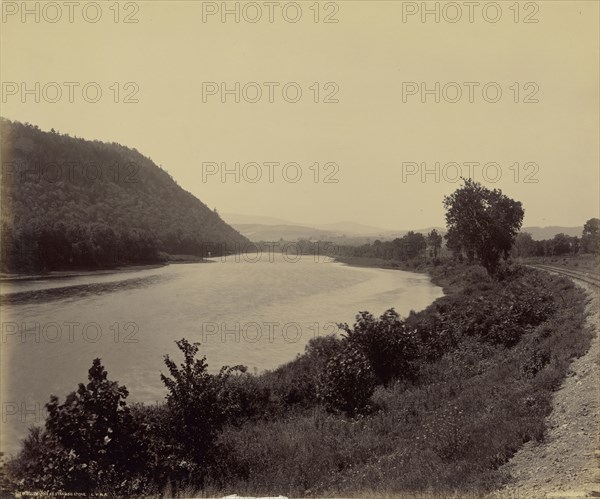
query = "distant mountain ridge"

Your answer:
(0, 118), (248, 272)
(523, 226), (584, 240)
(222, 213), (299, 226)
(232, 224), (336, 241)
(312, 221), (394, 236)
(225, 214), (584, 243)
